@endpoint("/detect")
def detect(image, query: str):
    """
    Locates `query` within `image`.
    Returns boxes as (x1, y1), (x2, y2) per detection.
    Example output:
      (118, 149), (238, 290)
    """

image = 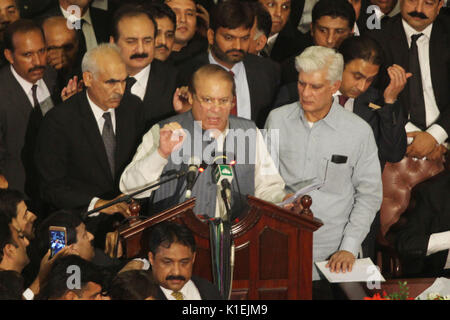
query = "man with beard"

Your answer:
(176, 0), (280, 128)
(368, 0), (450, 161)
(35, 44), (144, 250)
(148, 222), (222, 300)
(0, 19), (59, 214)
(110, 4), (177, 130)
(0, 0), (19, 67)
